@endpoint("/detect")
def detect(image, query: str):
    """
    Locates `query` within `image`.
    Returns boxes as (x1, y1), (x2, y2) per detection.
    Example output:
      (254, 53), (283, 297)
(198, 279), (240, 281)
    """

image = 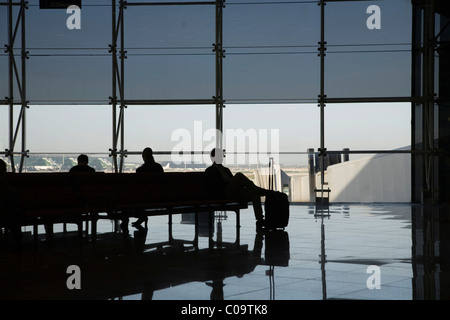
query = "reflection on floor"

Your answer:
(1, 203), (449, 300)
